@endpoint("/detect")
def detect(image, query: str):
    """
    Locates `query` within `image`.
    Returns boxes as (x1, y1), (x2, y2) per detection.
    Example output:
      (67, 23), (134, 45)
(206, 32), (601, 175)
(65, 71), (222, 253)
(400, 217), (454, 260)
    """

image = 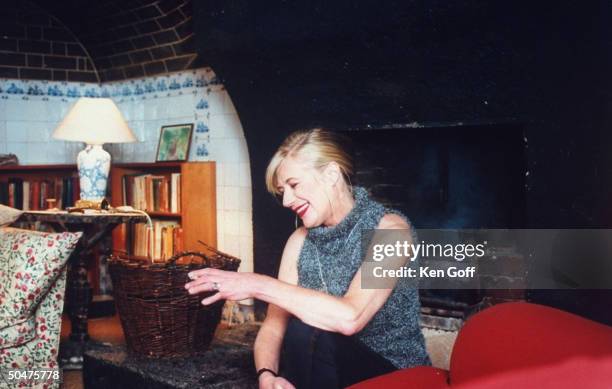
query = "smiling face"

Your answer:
(275, 156), (333, 228)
